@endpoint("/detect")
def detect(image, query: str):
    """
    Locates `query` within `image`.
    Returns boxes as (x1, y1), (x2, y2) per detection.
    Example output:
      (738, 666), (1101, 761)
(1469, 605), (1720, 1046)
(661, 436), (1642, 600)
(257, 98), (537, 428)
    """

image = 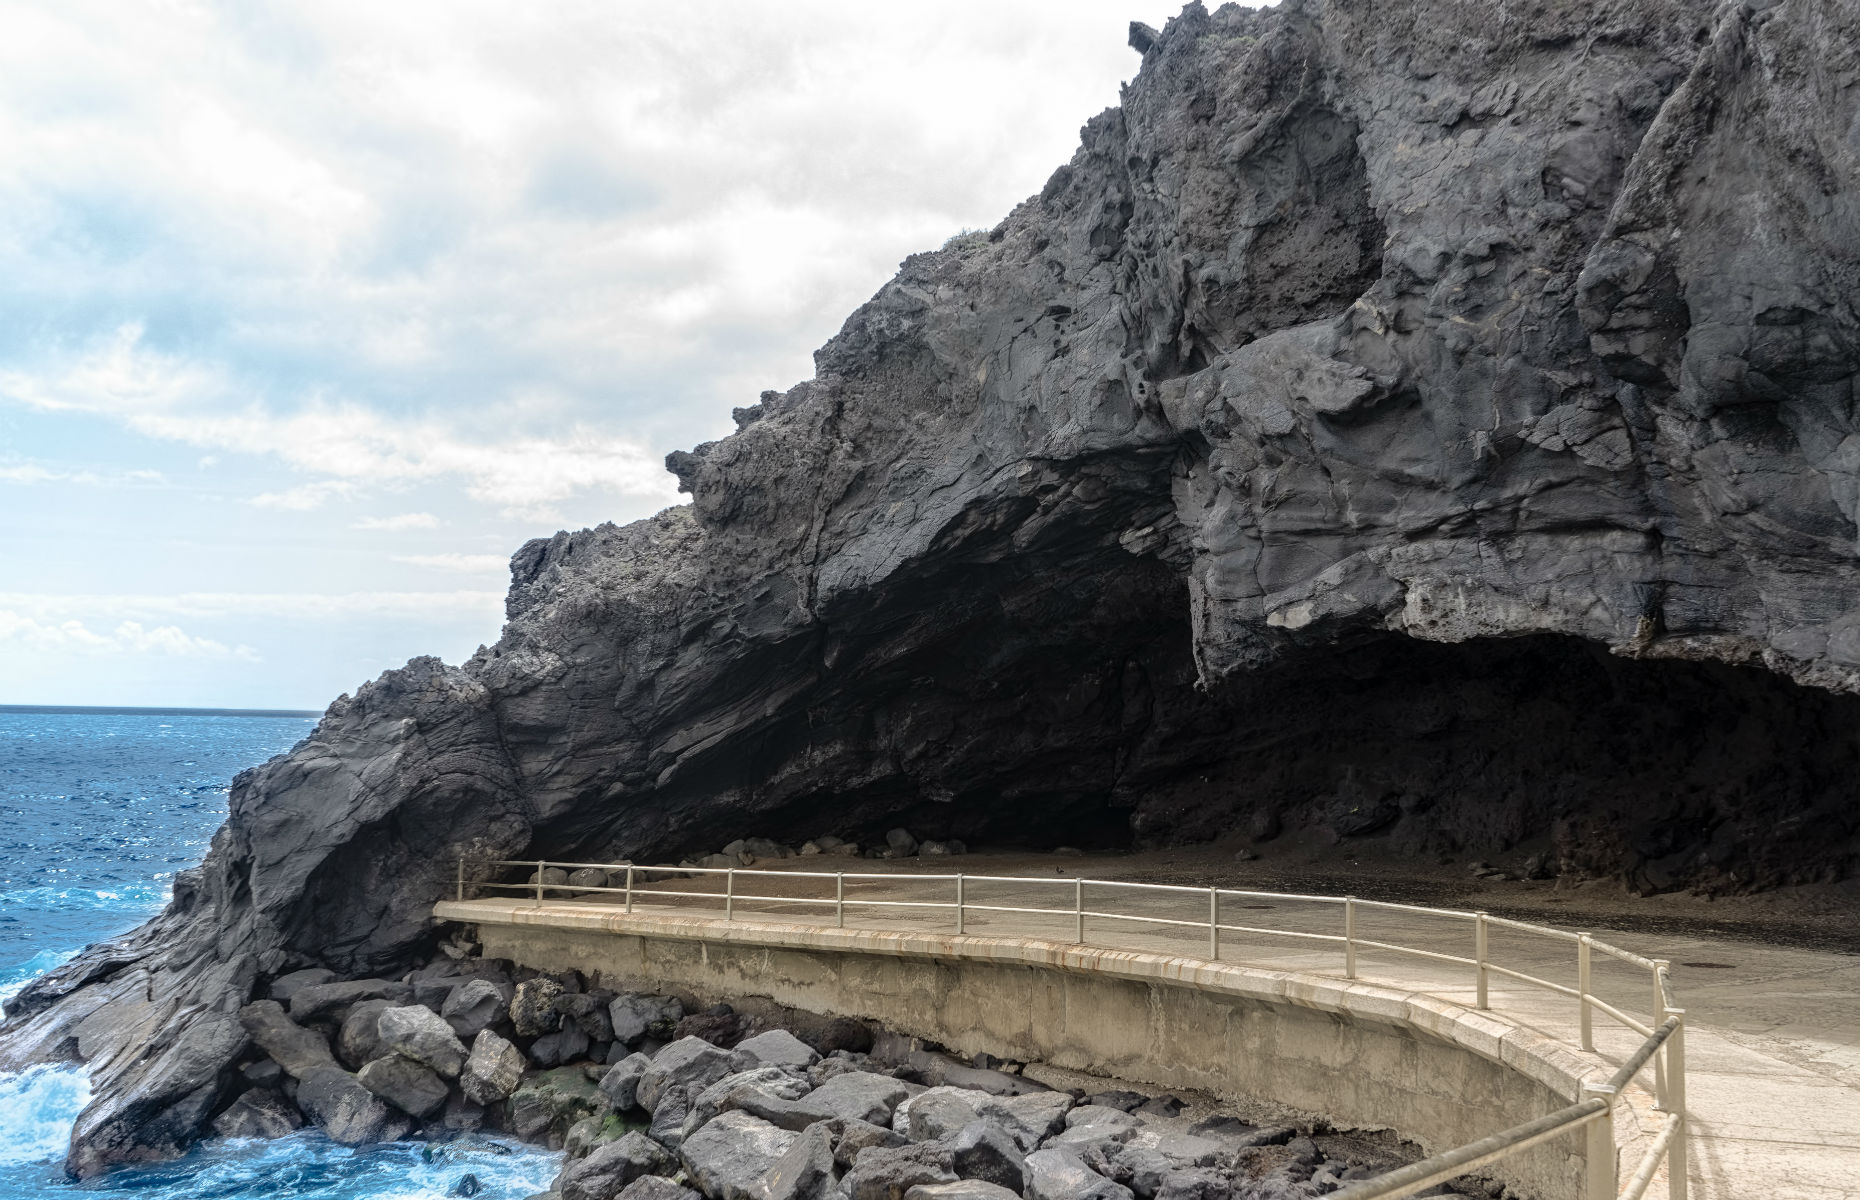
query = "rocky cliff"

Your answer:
(5, 0), (1857, 1176)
